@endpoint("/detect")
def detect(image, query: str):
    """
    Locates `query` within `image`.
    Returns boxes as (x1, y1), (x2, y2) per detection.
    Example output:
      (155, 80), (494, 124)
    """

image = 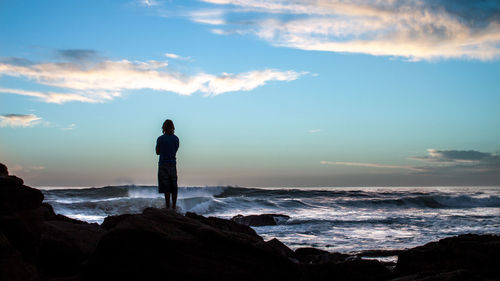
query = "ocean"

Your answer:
(41, 185), (500, 254)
